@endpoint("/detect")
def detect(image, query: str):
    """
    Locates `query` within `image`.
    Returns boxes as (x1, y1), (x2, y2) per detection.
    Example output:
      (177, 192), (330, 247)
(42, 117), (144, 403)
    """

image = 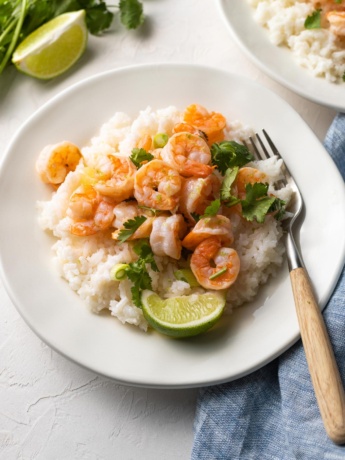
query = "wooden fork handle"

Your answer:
(290, 267), (345, 444)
